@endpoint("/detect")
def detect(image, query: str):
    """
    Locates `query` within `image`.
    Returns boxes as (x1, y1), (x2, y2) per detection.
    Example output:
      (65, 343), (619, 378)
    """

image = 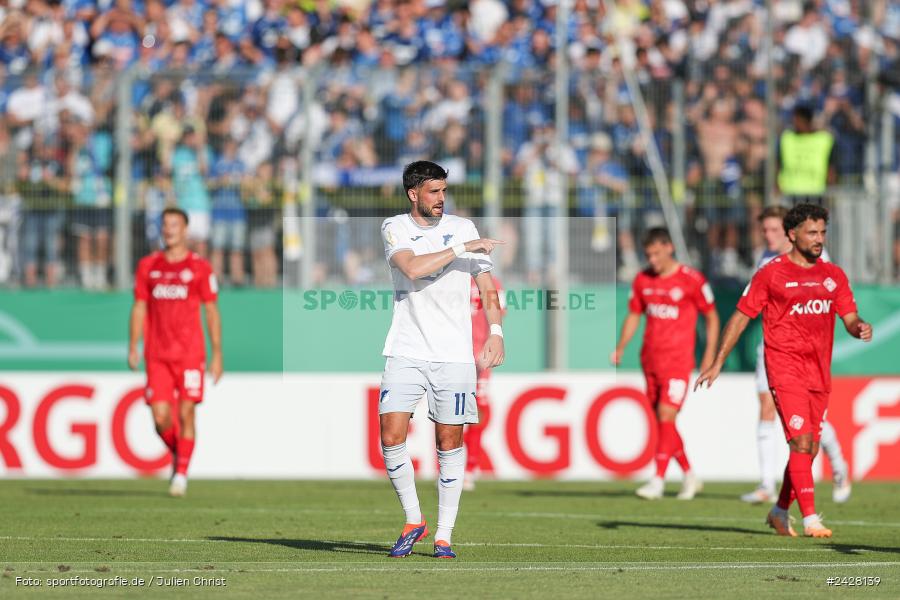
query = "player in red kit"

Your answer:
(696, 203), (872, 537)
(128, 207), (223, 497)
(463, 274), (505, 491)
(611, 228), (720, 500)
